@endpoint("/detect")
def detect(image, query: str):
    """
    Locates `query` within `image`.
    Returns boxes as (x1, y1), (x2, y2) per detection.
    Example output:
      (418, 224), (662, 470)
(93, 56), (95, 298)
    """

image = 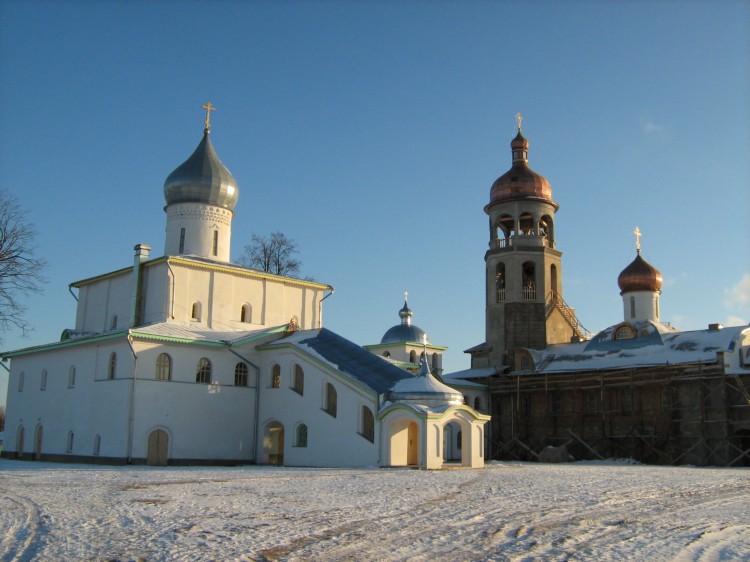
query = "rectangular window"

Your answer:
(179, 227), (186, 254)
(213, 230), (218, 256)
